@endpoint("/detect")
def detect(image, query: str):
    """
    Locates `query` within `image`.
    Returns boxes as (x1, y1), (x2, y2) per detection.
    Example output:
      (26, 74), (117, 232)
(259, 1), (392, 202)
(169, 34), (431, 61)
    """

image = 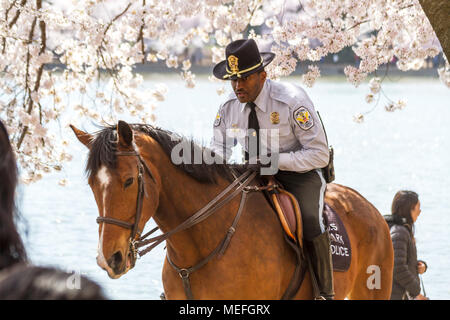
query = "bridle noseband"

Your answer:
(96, 150), (156, 261)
